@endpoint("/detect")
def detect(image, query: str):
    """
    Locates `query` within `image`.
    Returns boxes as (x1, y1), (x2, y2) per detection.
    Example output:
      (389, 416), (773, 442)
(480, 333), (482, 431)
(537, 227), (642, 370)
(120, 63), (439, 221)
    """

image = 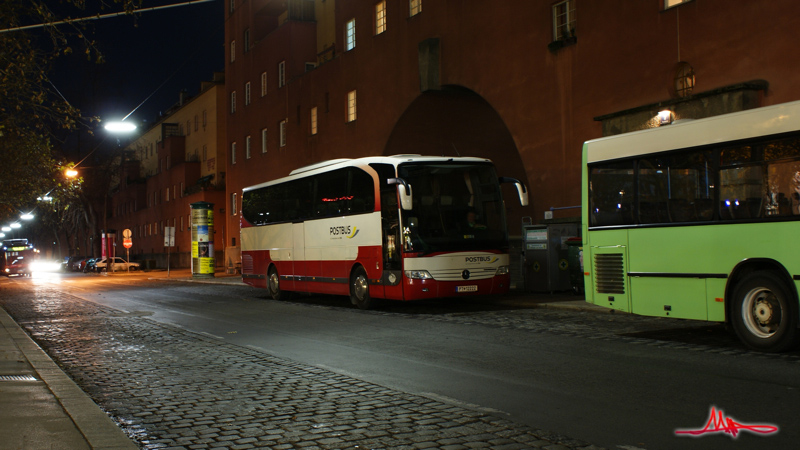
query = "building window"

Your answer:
(246, 135), (252, 159)
(552, 0), (576, 41)
(278, 61), (286, 88)
(346, 90), (357, 123)
(279, 119), (287, 147)
(409, 0), (422, 16)
(375, 1), (387, 35)
(674, 62), (695, 98)
(194, 115), (199, 131)
(232, 193), (238, 215)
(310, 107), (318, 135)
(202, 145), (207, 161)
(231, 91), (236, 113)
(245, 82), (251, 105)
(186, 120), (191, 136)
(229, 0), (234, 13)
(261, 128), (268, 153)
(261, 72), (267, 97)
(180, 182), (184, 197)
(230, 40), (235, 62)
(231, 142), (237, 164)
(165, 187), (170, 202)
(244, 28), (250, 52)
(345, 18), (356, 51)
(180, 215), (184, 232)
(203, 110), (207, 128)
(664, 0), (691, 8)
